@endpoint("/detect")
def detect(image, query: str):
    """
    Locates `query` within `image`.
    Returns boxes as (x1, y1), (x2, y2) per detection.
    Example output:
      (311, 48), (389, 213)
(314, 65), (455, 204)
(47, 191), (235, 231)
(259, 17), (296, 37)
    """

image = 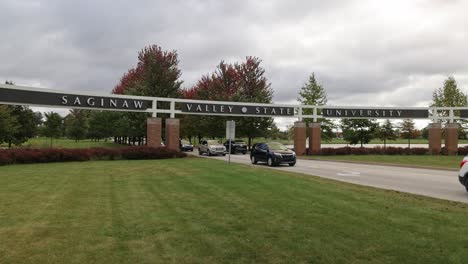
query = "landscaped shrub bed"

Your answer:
(0, 147), (186, 166)
(317, 146), (468, 155)
(318, 146), (432, 156)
